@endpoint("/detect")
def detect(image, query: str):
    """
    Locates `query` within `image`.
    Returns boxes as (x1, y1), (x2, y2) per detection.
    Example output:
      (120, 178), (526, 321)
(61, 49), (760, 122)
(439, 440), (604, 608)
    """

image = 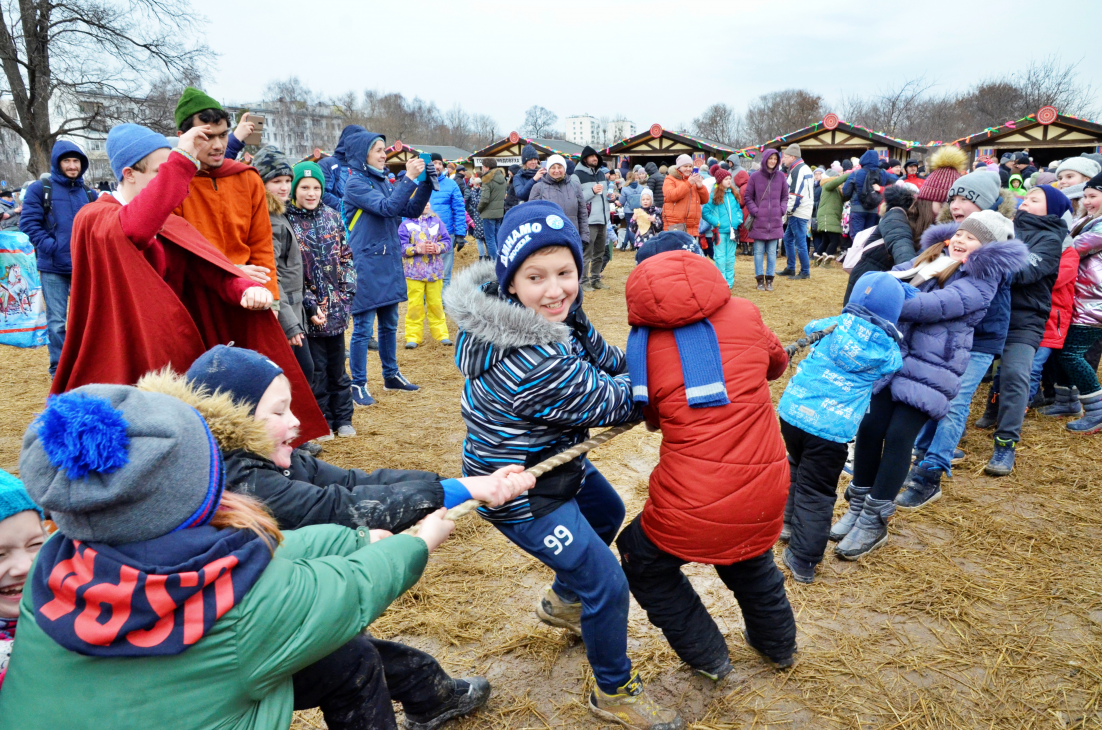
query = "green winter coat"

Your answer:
(477, 167), (507, 221)
(0, 527), (428, 730)
(817, 172), (848, 234)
